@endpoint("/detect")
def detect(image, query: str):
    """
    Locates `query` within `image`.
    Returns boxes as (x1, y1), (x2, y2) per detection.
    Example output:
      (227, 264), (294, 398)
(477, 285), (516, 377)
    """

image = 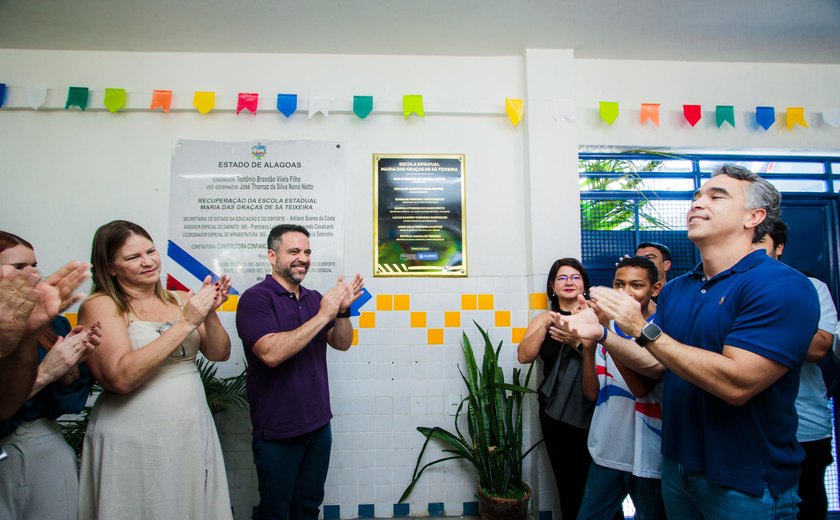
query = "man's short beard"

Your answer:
(276, 263), (307, 284)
